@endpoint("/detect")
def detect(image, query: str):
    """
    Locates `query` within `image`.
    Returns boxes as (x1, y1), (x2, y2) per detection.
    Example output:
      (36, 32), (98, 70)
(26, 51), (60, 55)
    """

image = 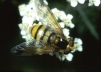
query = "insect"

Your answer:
(11, 0), (74, 57)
